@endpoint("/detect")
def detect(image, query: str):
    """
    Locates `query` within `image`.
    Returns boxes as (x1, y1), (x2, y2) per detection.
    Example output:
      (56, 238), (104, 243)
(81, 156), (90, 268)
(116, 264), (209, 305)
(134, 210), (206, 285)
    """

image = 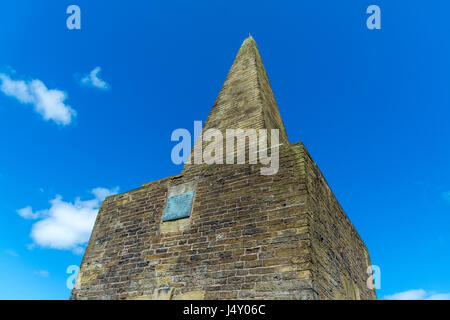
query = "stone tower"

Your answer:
(71, 36), (377, 300)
